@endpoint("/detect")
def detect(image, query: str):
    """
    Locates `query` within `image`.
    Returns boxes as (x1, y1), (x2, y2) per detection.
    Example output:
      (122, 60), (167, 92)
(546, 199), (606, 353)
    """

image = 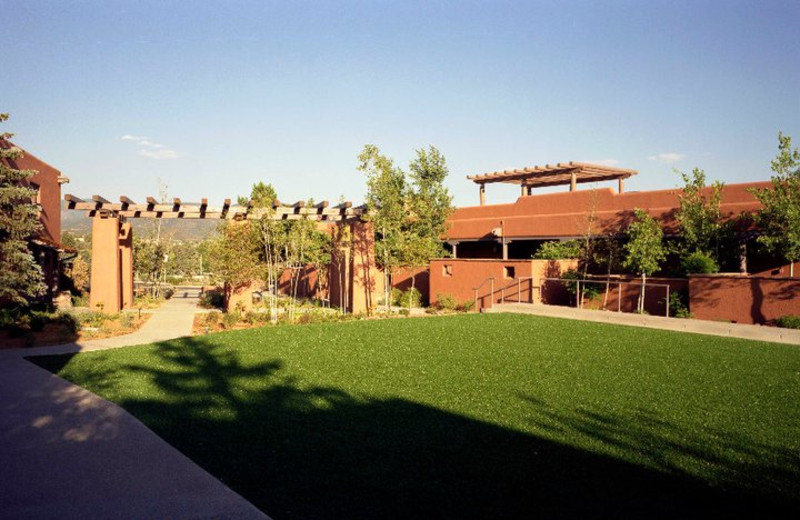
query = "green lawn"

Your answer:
(33, 313), (800, 519)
